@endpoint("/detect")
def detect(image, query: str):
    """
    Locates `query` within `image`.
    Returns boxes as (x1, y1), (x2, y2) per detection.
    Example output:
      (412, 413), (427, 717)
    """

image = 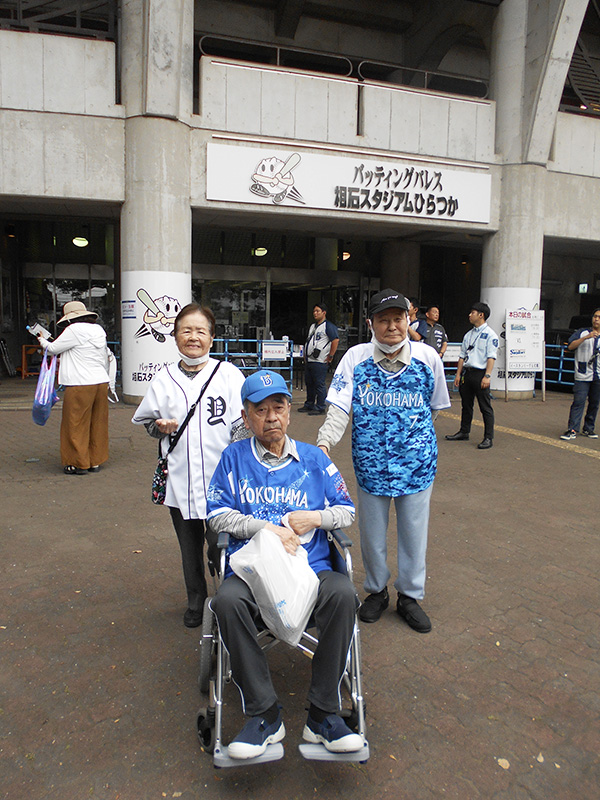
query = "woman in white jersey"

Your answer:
(132, 304), (246, 628)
